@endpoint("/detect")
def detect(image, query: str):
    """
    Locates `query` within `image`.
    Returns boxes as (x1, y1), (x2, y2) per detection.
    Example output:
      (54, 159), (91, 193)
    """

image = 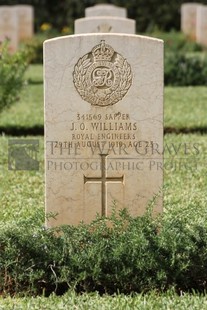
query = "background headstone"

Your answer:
(44, 34), (163, 227)
(15, 5), (34, 41)
(181, 3), (203, 40)
(75, 17), (136, 34)
(0, 6), (18, 53)
(196, 5), (207, 47)
(85, 4), (127, 18)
